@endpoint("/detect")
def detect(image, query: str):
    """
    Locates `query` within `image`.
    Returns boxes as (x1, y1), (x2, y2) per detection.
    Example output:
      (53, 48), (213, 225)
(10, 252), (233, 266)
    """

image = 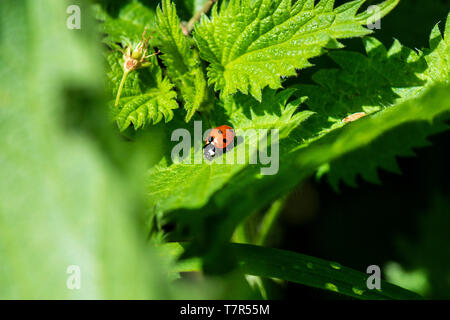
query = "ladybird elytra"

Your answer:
(203, 125), (236, 160)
